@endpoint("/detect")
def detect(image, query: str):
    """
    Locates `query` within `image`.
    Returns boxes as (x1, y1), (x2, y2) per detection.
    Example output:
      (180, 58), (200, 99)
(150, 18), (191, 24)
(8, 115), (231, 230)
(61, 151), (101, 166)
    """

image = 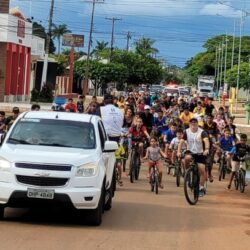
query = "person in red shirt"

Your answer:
(128, 117), (150, 159)
(64, 98), (77, 112)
